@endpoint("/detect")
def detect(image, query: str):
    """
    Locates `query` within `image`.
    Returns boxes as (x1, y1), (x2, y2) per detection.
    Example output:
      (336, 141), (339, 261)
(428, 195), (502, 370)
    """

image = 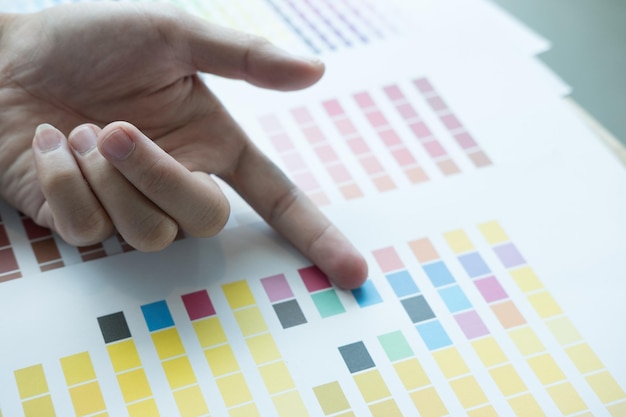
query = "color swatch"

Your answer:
(299, 265), (347, 318)
(312, 381), (354, 416)
(259, 113), (331, 206)
(354, 91), (429, 184)
(384, 83), (461, 176)
(14, 364), (55, 417)
(261, 274), (308, 328)
(21, 214), (64, 272)
(291, 106), (364, 200)
(0, 213), (21, 282)
(414, 78), (492, 168)
(323, 98), (397, 192)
